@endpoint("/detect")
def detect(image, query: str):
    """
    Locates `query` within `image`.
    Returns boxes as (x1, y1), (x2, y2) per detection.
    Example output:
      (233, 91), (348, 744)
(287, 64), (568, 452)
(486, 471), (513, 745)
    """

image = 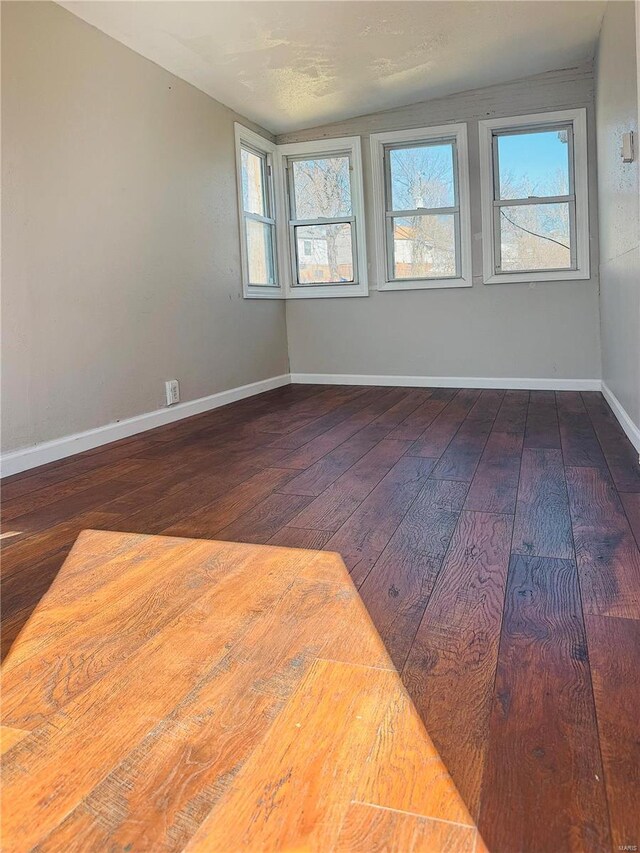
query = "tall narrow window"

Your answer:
(370, 124), (472, 291)
(234, 125), (281, 298)
(479, 109), (589, 284)
(279, 137), (368, 298)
